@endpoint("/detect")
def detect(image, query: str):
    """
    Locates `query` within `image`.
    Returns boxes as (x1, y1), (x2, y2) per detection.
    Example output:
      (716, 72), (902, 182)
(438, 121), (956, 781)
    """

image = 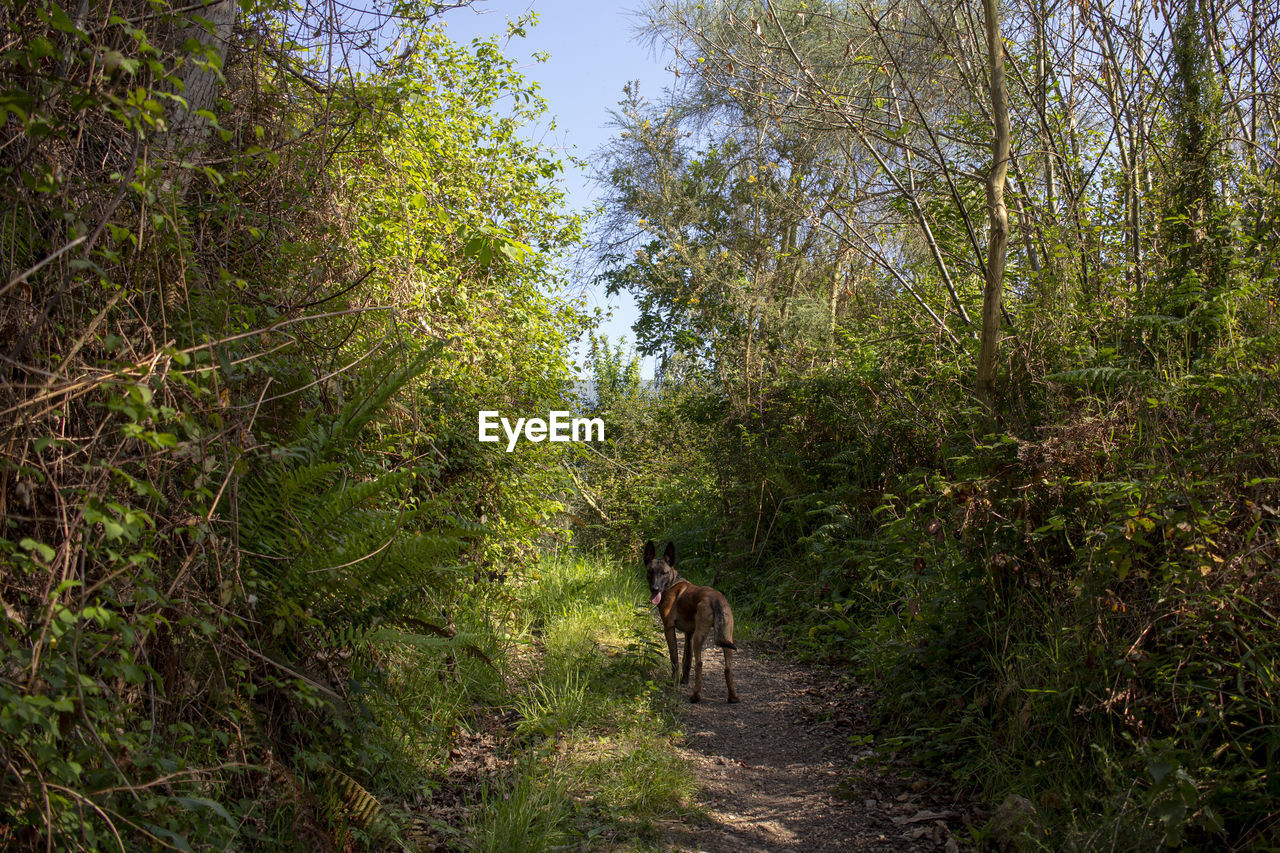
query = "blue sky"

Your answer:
(439, 1), (673, 378)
